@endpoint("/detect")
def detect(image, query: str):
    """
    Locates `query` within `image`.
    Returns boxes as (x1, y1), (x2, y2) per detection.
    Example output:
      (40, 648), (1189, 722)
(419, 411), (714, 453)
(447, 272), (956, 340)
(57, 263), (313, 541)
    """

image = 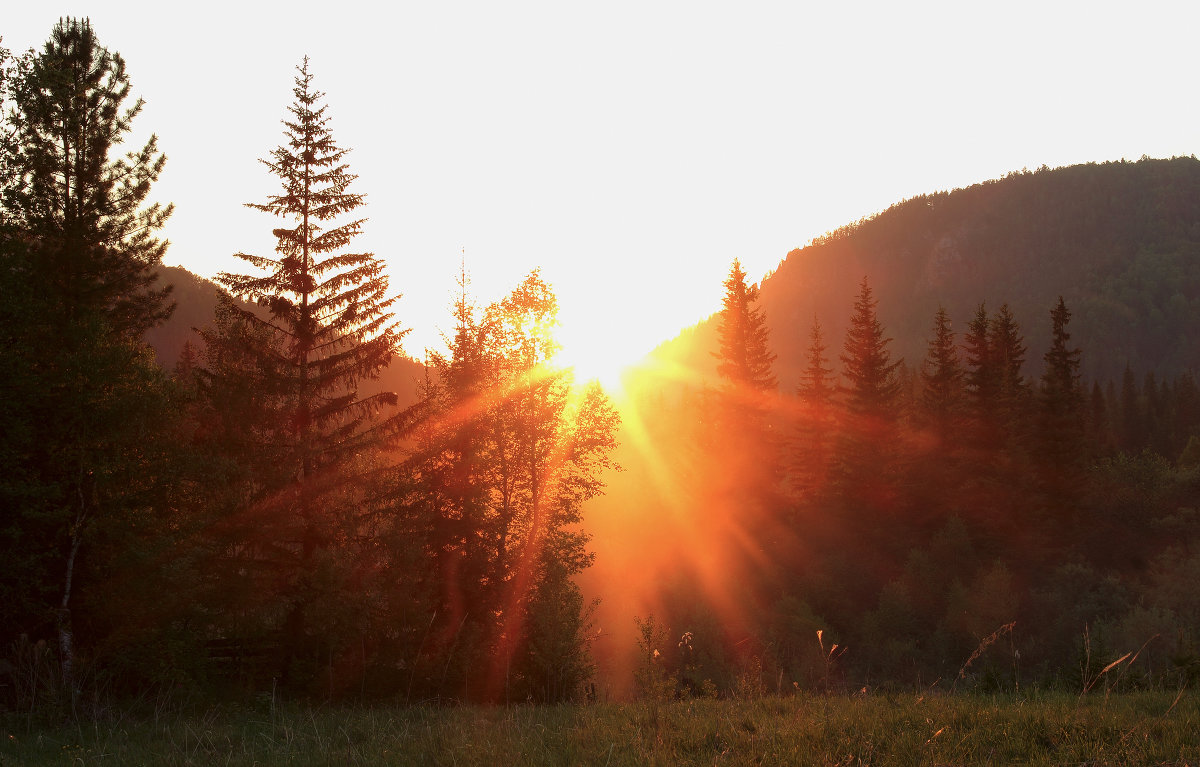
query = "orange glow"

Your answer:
(553, 322), (644, 398)
(579, 344), (791, 695)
